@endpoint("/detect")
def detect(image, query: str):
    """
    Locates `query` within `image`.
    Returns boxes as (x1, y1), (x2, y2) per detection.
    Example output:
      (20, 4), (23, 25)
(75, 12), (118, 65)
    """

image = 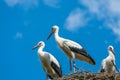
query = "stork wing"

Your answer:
(49, 53), (62, 77)
(100, 67), (105, 72)
(51, 61), (62, 77)
(41, 63), (53, 79)
(63, 40), (95, 65)
(100, 60), (105, 72)
(111, 60), (119, 72)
